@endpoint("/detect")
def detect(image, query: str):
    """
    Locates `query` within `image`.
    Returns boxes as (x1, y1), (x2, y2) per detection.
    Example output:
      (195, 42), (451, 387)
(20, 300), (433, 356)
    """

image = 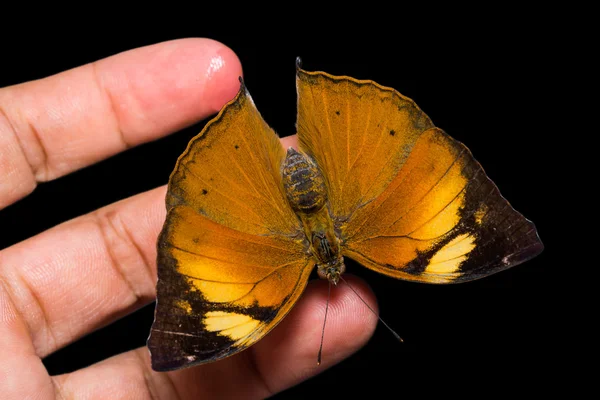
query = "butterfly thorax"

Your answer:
(282, 148), (345, 285)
